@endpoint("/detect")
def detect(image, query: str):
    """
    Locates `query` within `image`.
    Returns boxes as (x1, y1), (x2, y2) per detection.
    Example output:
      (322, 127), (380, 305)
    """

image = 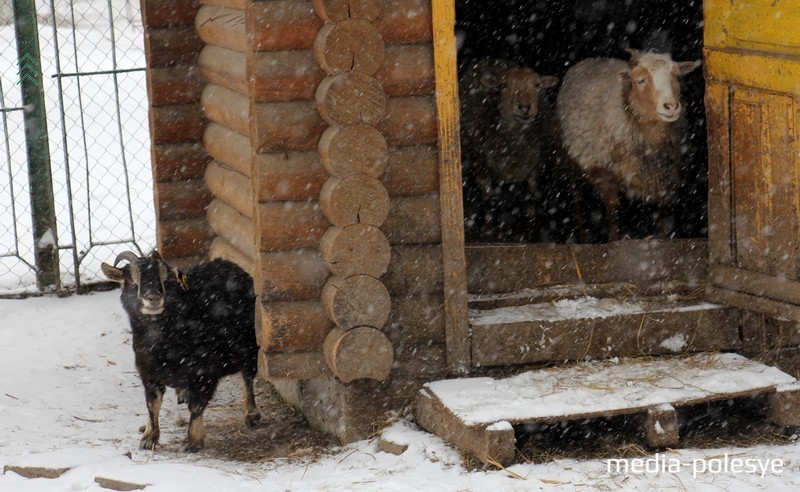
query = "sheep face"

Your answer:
(619, 50), (700, 123)
(101, 251), (184, 317)
(480, 63), (559, 125)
